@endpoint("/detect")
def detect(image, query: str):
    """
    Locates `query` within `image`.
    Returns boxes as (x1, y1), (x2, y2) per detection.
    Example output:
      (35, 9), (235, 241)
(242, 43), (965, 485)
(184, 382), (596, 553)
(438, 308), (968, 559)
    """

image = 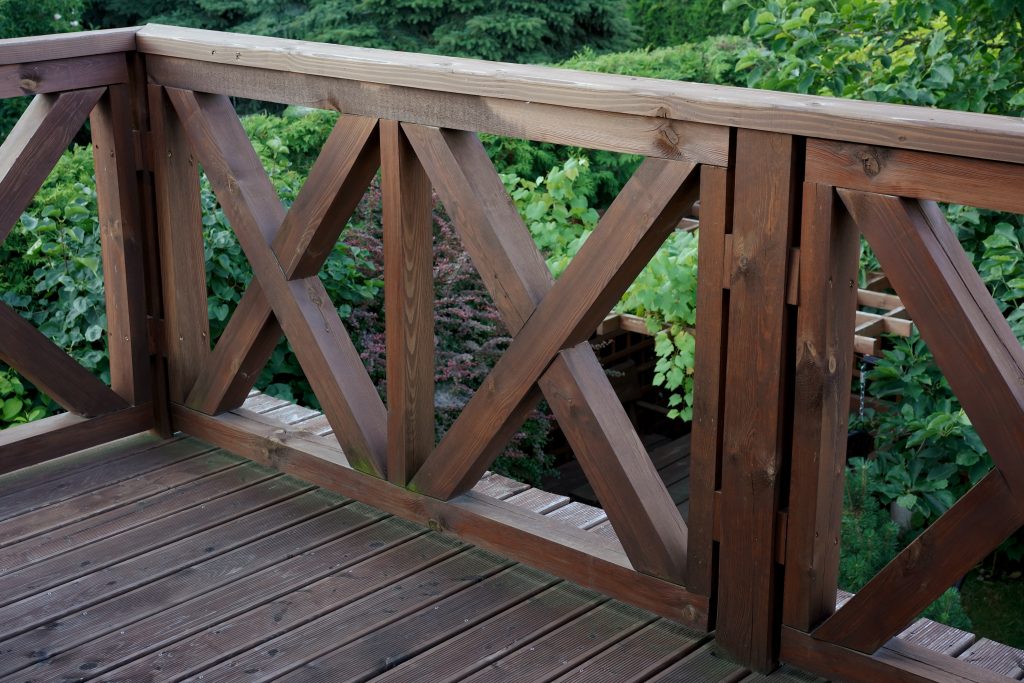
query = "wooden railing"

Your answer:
(1, 25), (1023, 683)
